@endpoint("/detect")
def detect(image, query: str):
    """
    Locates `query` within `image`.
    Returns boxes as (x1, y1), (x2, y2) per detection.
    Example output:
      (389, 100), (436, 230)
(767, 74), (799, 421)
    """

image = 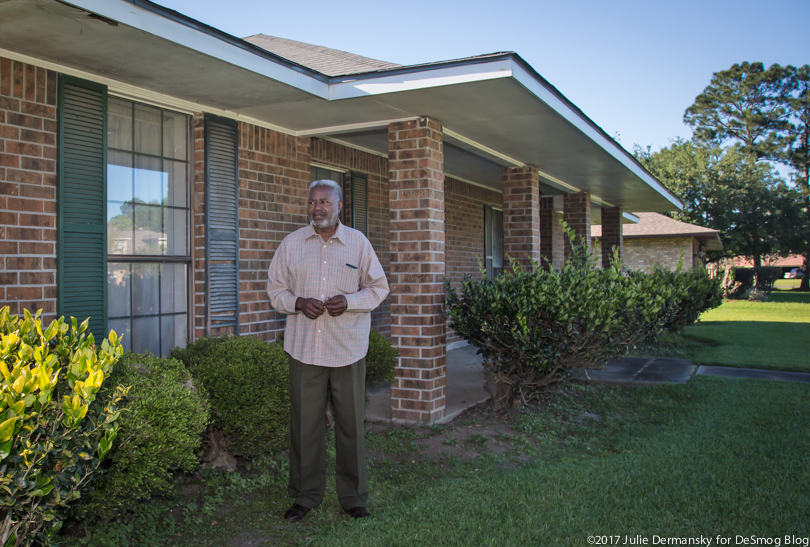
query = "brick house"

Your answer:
(592, 212), (723, 272)
(0, 0), (681, 422)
